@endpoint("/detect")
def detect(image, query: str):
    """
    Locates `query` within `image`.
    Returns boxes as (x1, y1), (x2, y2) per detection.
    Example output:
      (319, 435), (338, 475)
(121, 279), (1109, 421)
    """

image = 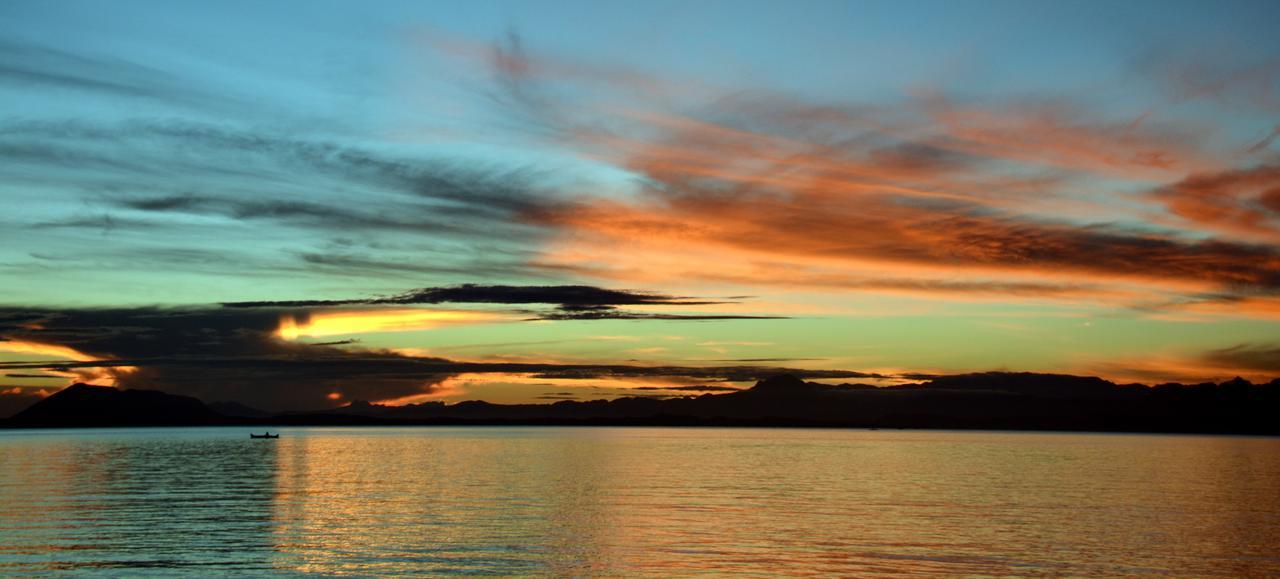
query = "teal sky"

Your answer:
(2, 0), (1279, 410)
